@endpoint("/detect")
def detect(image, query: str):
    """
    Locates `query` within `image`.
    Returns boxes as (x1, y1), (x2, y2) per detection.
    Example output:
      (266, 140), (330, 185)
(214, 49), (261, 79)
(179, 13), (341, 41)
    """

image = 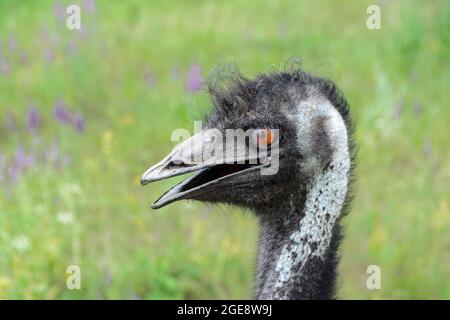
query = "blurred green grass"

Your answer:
(0, 0), (449, 299)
